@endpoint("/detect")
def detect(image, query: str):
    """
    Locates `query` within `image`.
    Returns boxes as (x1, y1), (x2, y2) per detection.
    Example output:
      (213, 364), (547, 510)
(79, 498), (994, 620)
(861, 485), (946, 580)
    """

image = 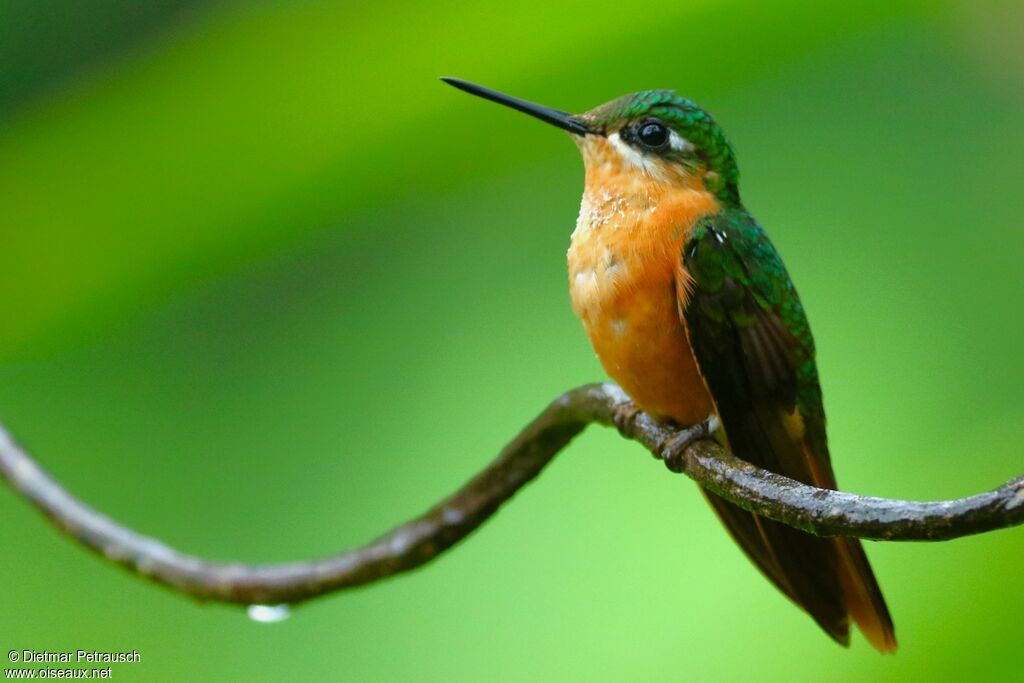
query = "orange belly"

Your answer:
(567, 180), (719, 425)
(570, 255), (714, 425)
